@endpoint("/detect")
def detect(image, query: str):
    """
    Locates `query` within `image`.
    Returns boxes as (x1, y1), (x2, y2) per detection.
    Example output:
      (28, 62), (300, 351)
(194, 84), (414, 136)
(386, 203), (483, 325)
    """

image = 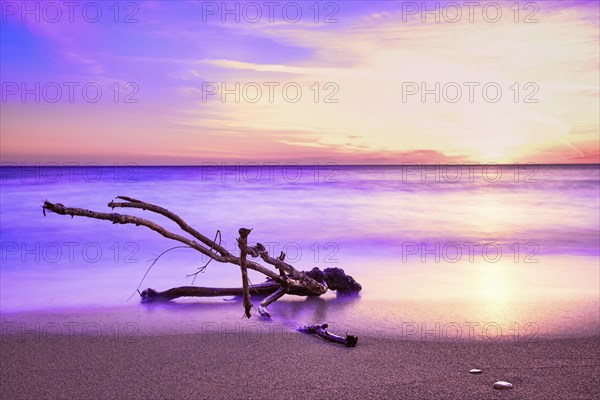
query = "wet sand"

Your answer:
(1, 330), (598, 399)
